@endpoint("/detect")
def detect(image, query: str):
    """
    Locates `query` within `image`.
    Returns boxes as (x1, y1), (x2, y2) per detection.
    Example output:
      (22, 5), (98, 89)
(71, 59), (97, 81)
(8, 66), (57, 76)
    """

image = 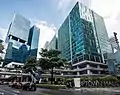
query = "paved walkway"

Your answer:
(80, 88), (120, 92)
(37, 88), (120, 95)
(59, 87), (120, 93)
